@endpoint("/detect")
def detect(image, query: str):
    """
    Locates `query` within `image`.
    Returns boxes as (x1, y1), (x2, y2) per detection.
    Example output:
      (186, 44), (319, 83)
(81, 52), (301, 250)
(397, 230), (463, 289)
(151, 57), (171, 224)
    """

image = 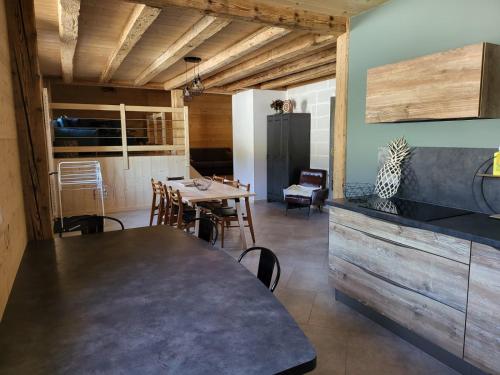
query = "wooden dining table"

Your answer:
(0, 226), (316, 374)
(165, 179), (255, 249)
